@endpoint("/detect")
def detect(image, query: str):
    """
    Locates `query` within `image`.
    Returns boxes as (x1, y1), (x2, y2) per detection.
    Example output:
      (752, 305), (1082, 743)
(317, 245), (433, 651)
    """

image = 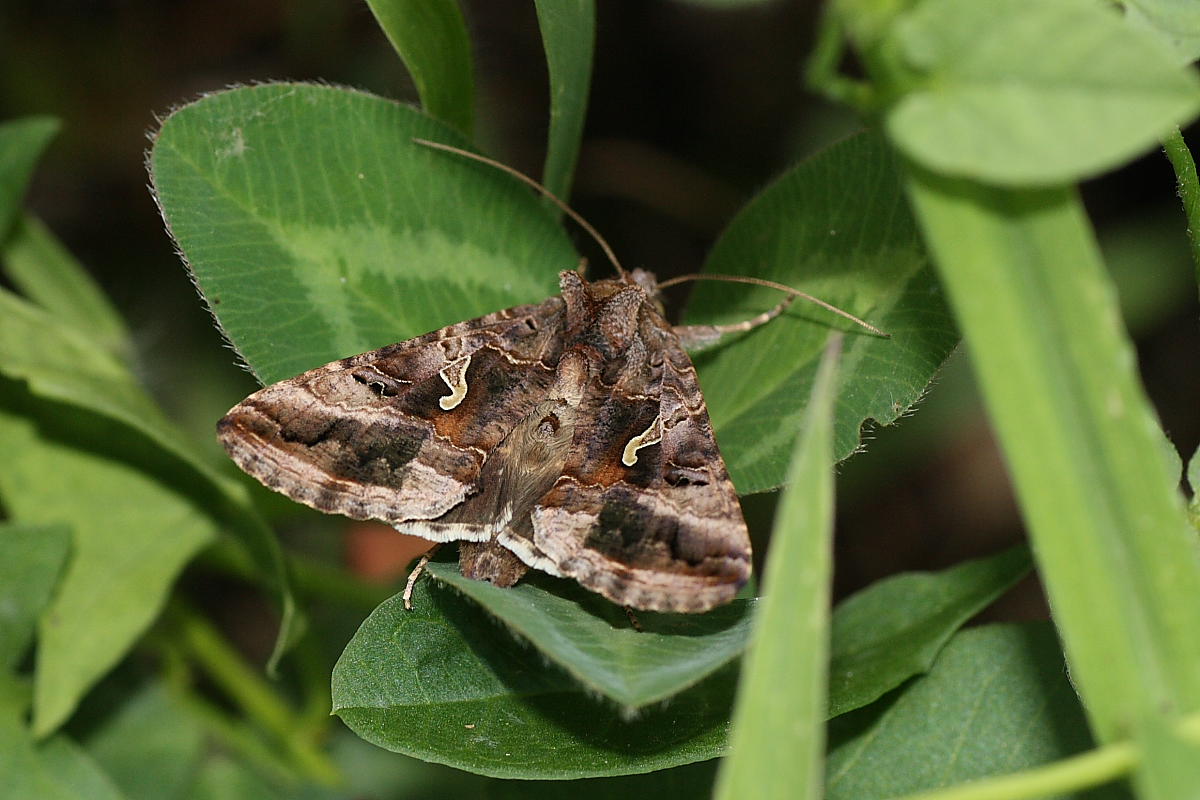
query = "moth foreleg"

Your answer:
(403, 544), (441, 610)
(624, 606), (644, 633)
(672, 295), (795, 352)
